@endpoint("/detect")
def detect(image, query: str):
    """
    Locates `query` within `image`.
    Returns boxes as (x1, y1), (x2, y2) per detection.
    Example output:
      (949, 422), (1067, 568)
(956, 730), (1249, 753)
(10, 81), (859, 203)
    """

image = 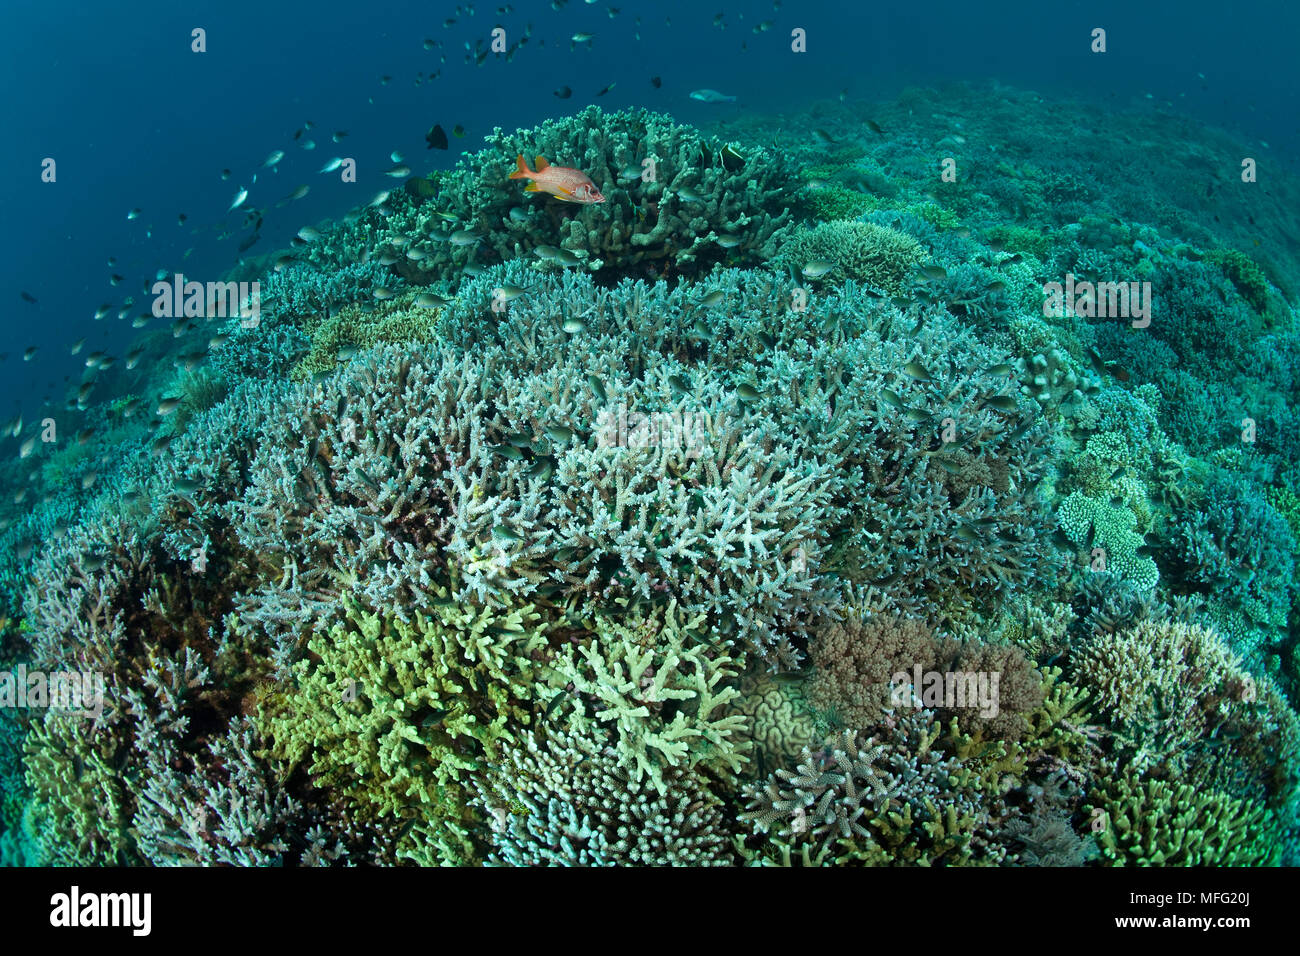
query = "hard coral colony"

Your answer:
(2, 84), (1299, 873)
